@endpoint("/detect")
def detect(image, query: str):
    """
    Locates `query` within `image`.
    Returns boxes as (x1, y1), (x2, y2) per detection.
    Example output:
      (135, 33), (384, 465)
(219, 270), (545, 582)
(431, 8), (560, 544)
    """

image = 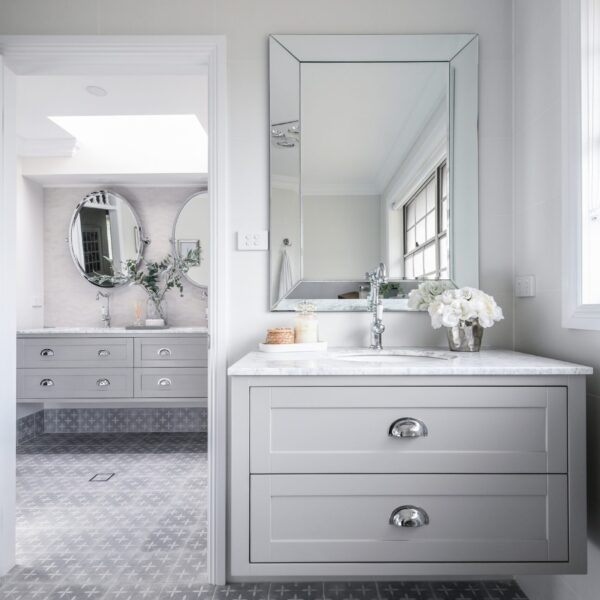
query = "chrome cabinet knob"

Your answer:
(158, 348), (172, 357)
(389, 417), (428, 438)
(40, 378), (54, 387)
(158, 377), (172, 387)
(97, 349), (110, 357)
(96, 378), (110, 387)
(390, 505), (429, 528)
(40, 349), (54, 357)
